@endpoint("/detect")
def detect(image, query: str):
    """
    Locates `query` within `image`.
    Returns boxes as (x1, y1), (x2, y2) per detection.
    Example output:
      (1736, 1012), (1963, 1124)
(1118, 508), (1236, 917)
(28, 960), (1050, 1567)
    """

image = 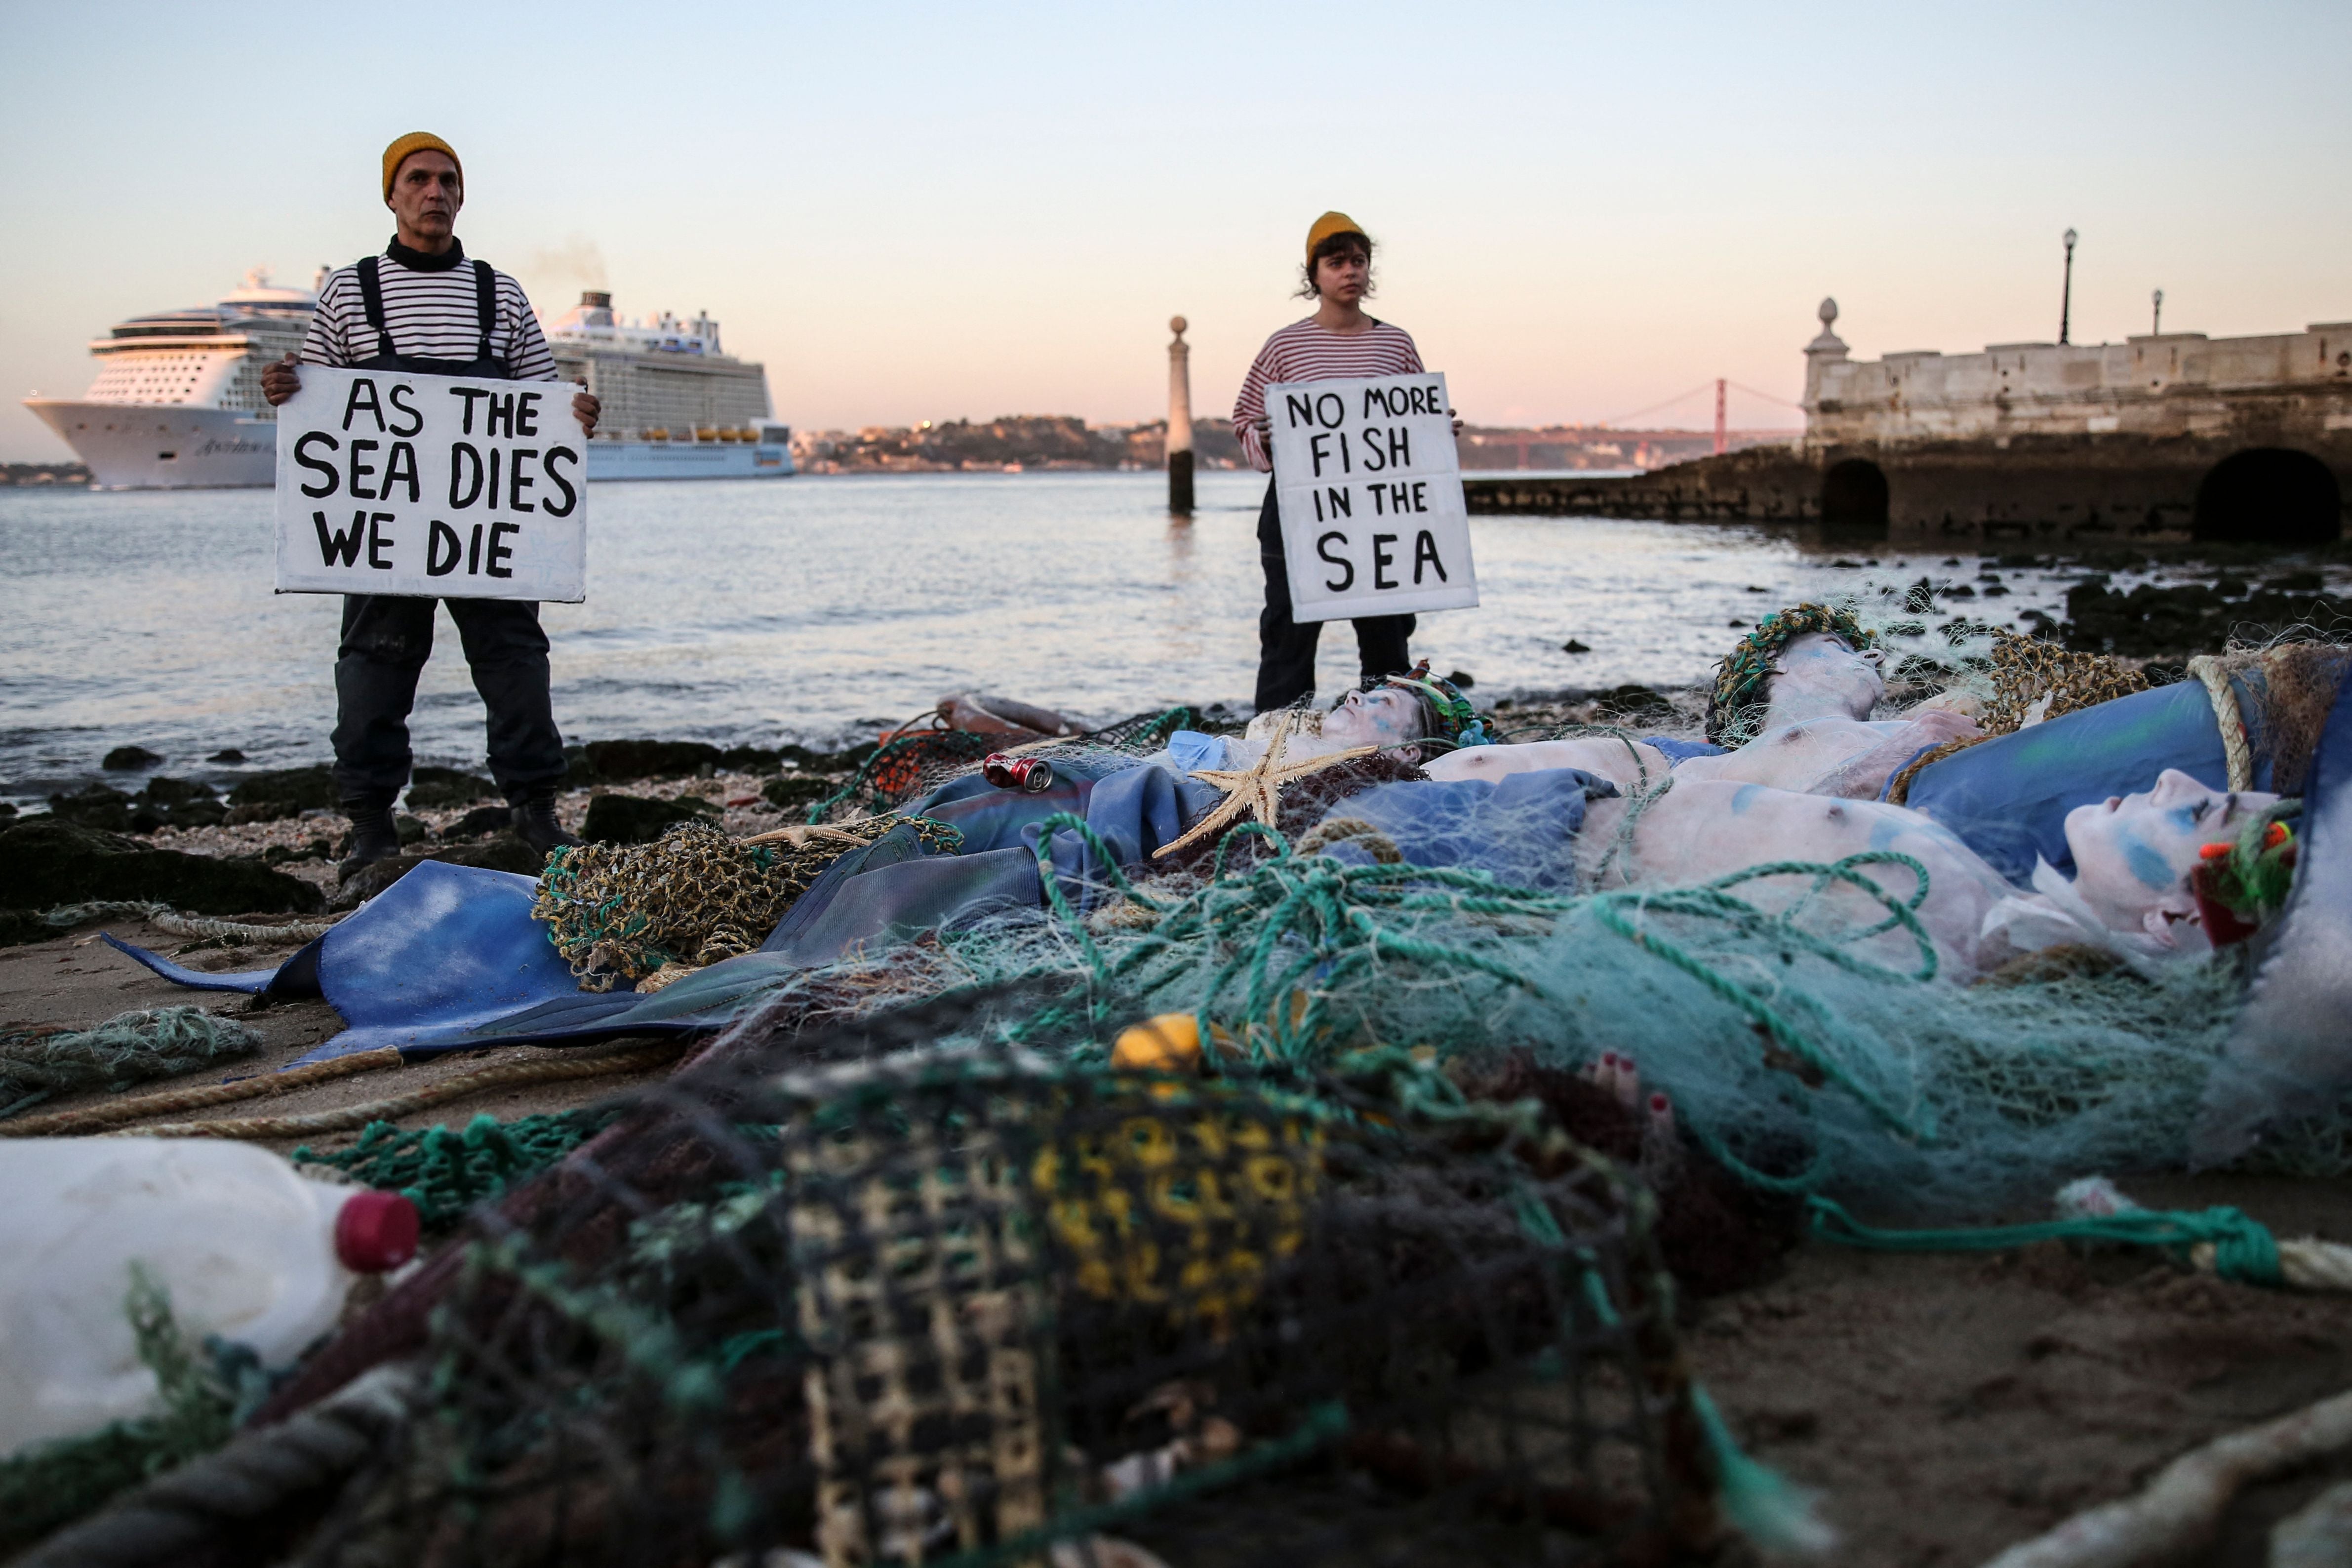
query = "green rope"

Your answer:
(293, 1108), (616, 1229)
(1805, 1195), (2285, 1286)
